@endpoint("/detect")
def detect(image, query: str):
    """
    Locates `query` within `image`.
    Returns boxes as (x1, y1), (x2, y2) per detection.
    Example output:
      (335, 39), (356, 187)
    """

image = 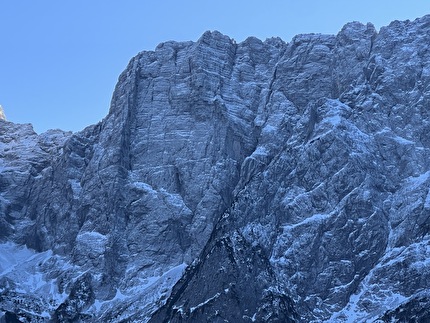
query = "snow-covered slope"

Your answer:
(2, 15), (430, 322)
